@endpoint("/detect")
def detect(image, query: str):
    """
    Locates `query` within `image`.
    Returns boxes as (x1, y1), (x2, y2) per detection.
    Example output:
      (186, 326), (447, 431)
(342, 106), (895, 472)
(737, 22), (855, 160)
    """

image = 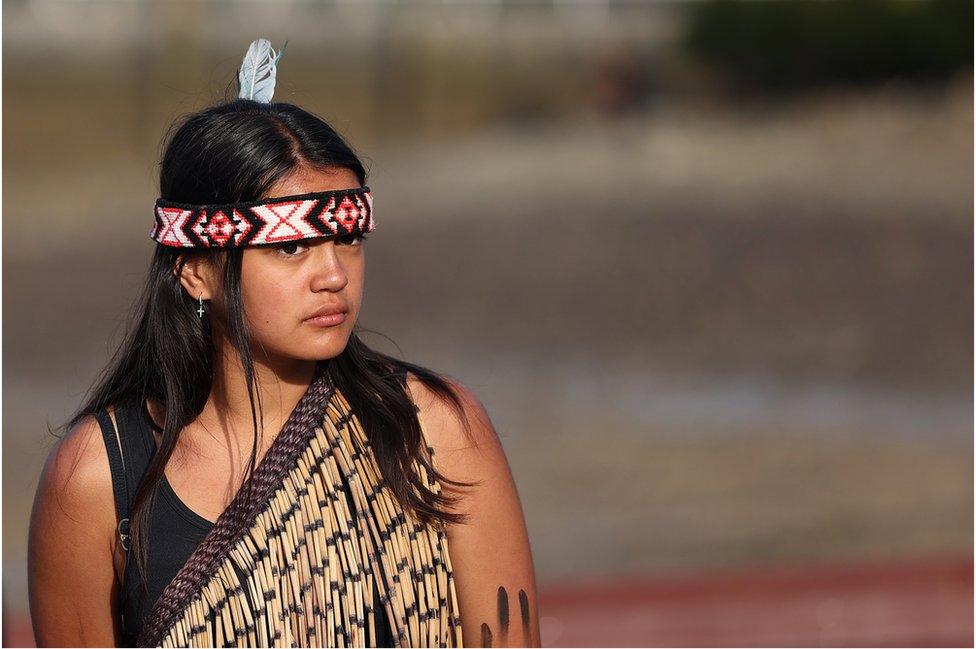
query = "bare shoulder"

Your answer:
(403, 371), (499, 457)
(28, 412), (123, 646)
(402, 371), (519, 507)
(32, 413), (119, 530)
